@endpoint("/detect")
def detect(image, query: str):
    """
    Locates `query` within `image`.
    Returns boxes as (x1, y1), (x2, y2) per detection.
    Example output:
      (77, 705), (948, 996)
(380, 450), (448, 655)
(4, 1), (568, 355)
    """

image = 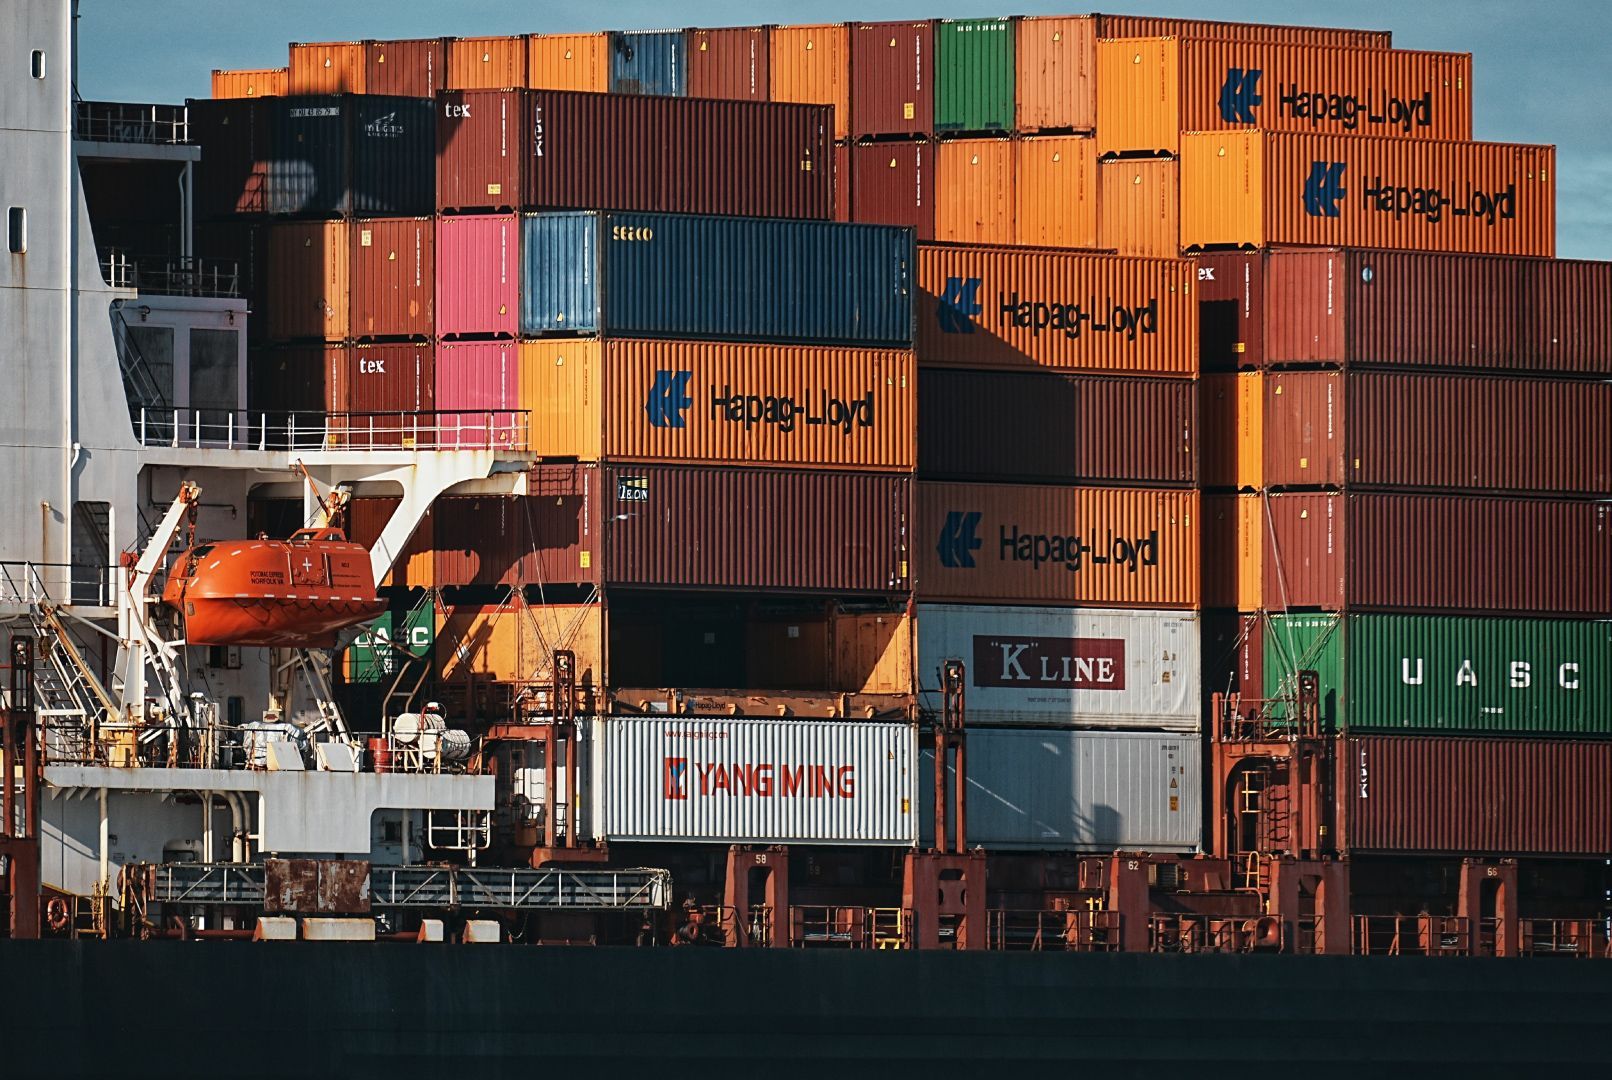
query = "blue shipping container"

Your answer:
(521, 212), (914, 347)
(610, 30), (687, 96)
